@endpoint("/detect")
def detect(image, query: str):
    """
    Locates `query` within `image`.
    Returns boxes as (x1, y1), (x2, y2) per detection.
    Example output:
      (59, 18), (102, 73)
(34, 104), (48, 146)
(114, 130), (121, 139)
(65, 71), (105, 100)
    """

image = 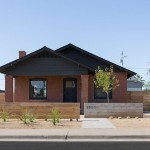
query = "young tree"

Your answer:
(94, 66), (120, 103)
